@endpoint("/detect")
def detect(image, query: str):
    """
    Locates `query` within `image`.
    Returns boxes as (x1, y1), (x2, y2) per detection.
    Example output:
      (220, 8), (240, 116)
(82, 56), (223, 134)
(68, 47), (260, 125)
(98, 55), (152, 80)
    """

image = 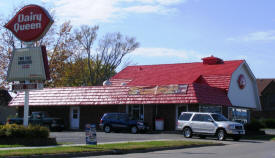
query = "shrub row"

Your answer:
(0, 124), (49, 138)
(245, 119), (275, 131)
